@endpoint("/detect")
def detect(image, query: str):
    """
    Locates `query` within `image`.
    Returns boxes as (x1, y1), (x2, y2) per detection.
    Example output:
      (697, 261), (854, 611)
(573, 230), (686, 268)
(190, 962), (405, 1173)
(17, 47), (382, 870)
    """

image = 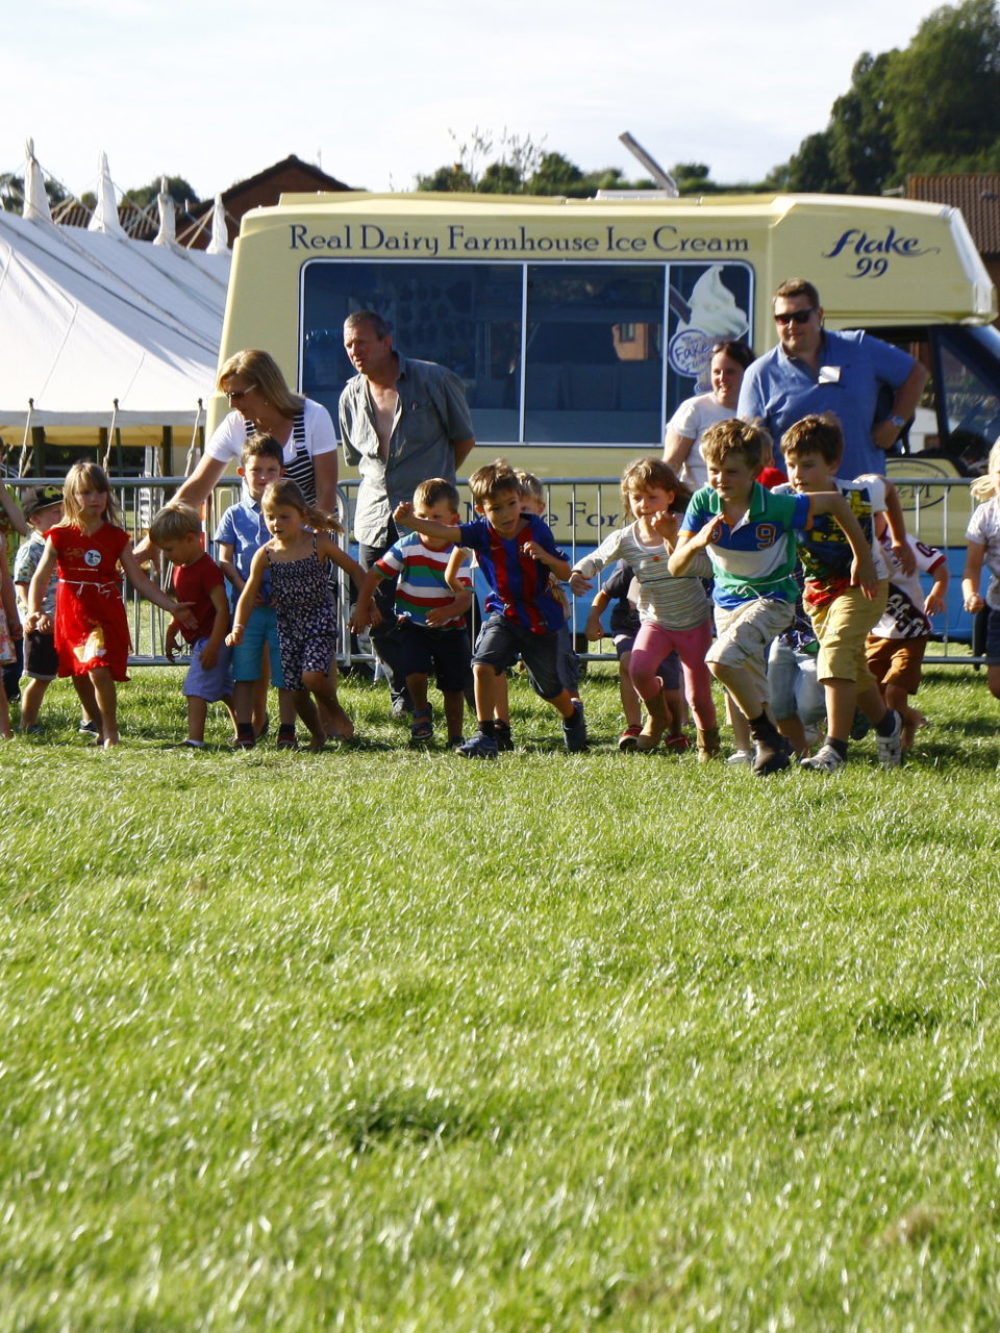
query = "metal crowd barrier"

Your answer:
(2, 472), (986, 668)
